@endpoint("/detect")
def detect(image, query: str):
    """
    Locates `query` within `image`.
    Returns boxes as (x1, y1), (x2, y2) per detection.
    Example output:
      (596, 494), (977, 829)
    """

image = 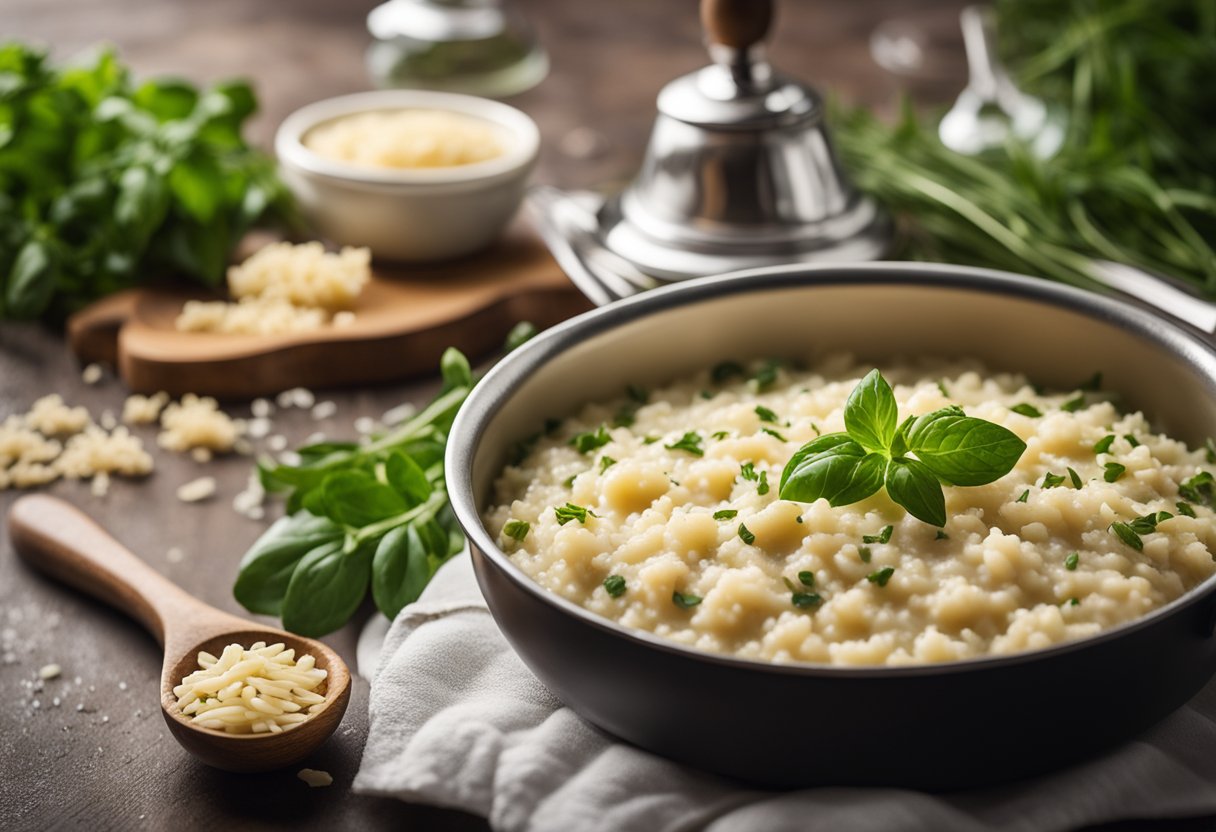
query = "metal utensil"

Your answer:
(939, 5), (1064, 158)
